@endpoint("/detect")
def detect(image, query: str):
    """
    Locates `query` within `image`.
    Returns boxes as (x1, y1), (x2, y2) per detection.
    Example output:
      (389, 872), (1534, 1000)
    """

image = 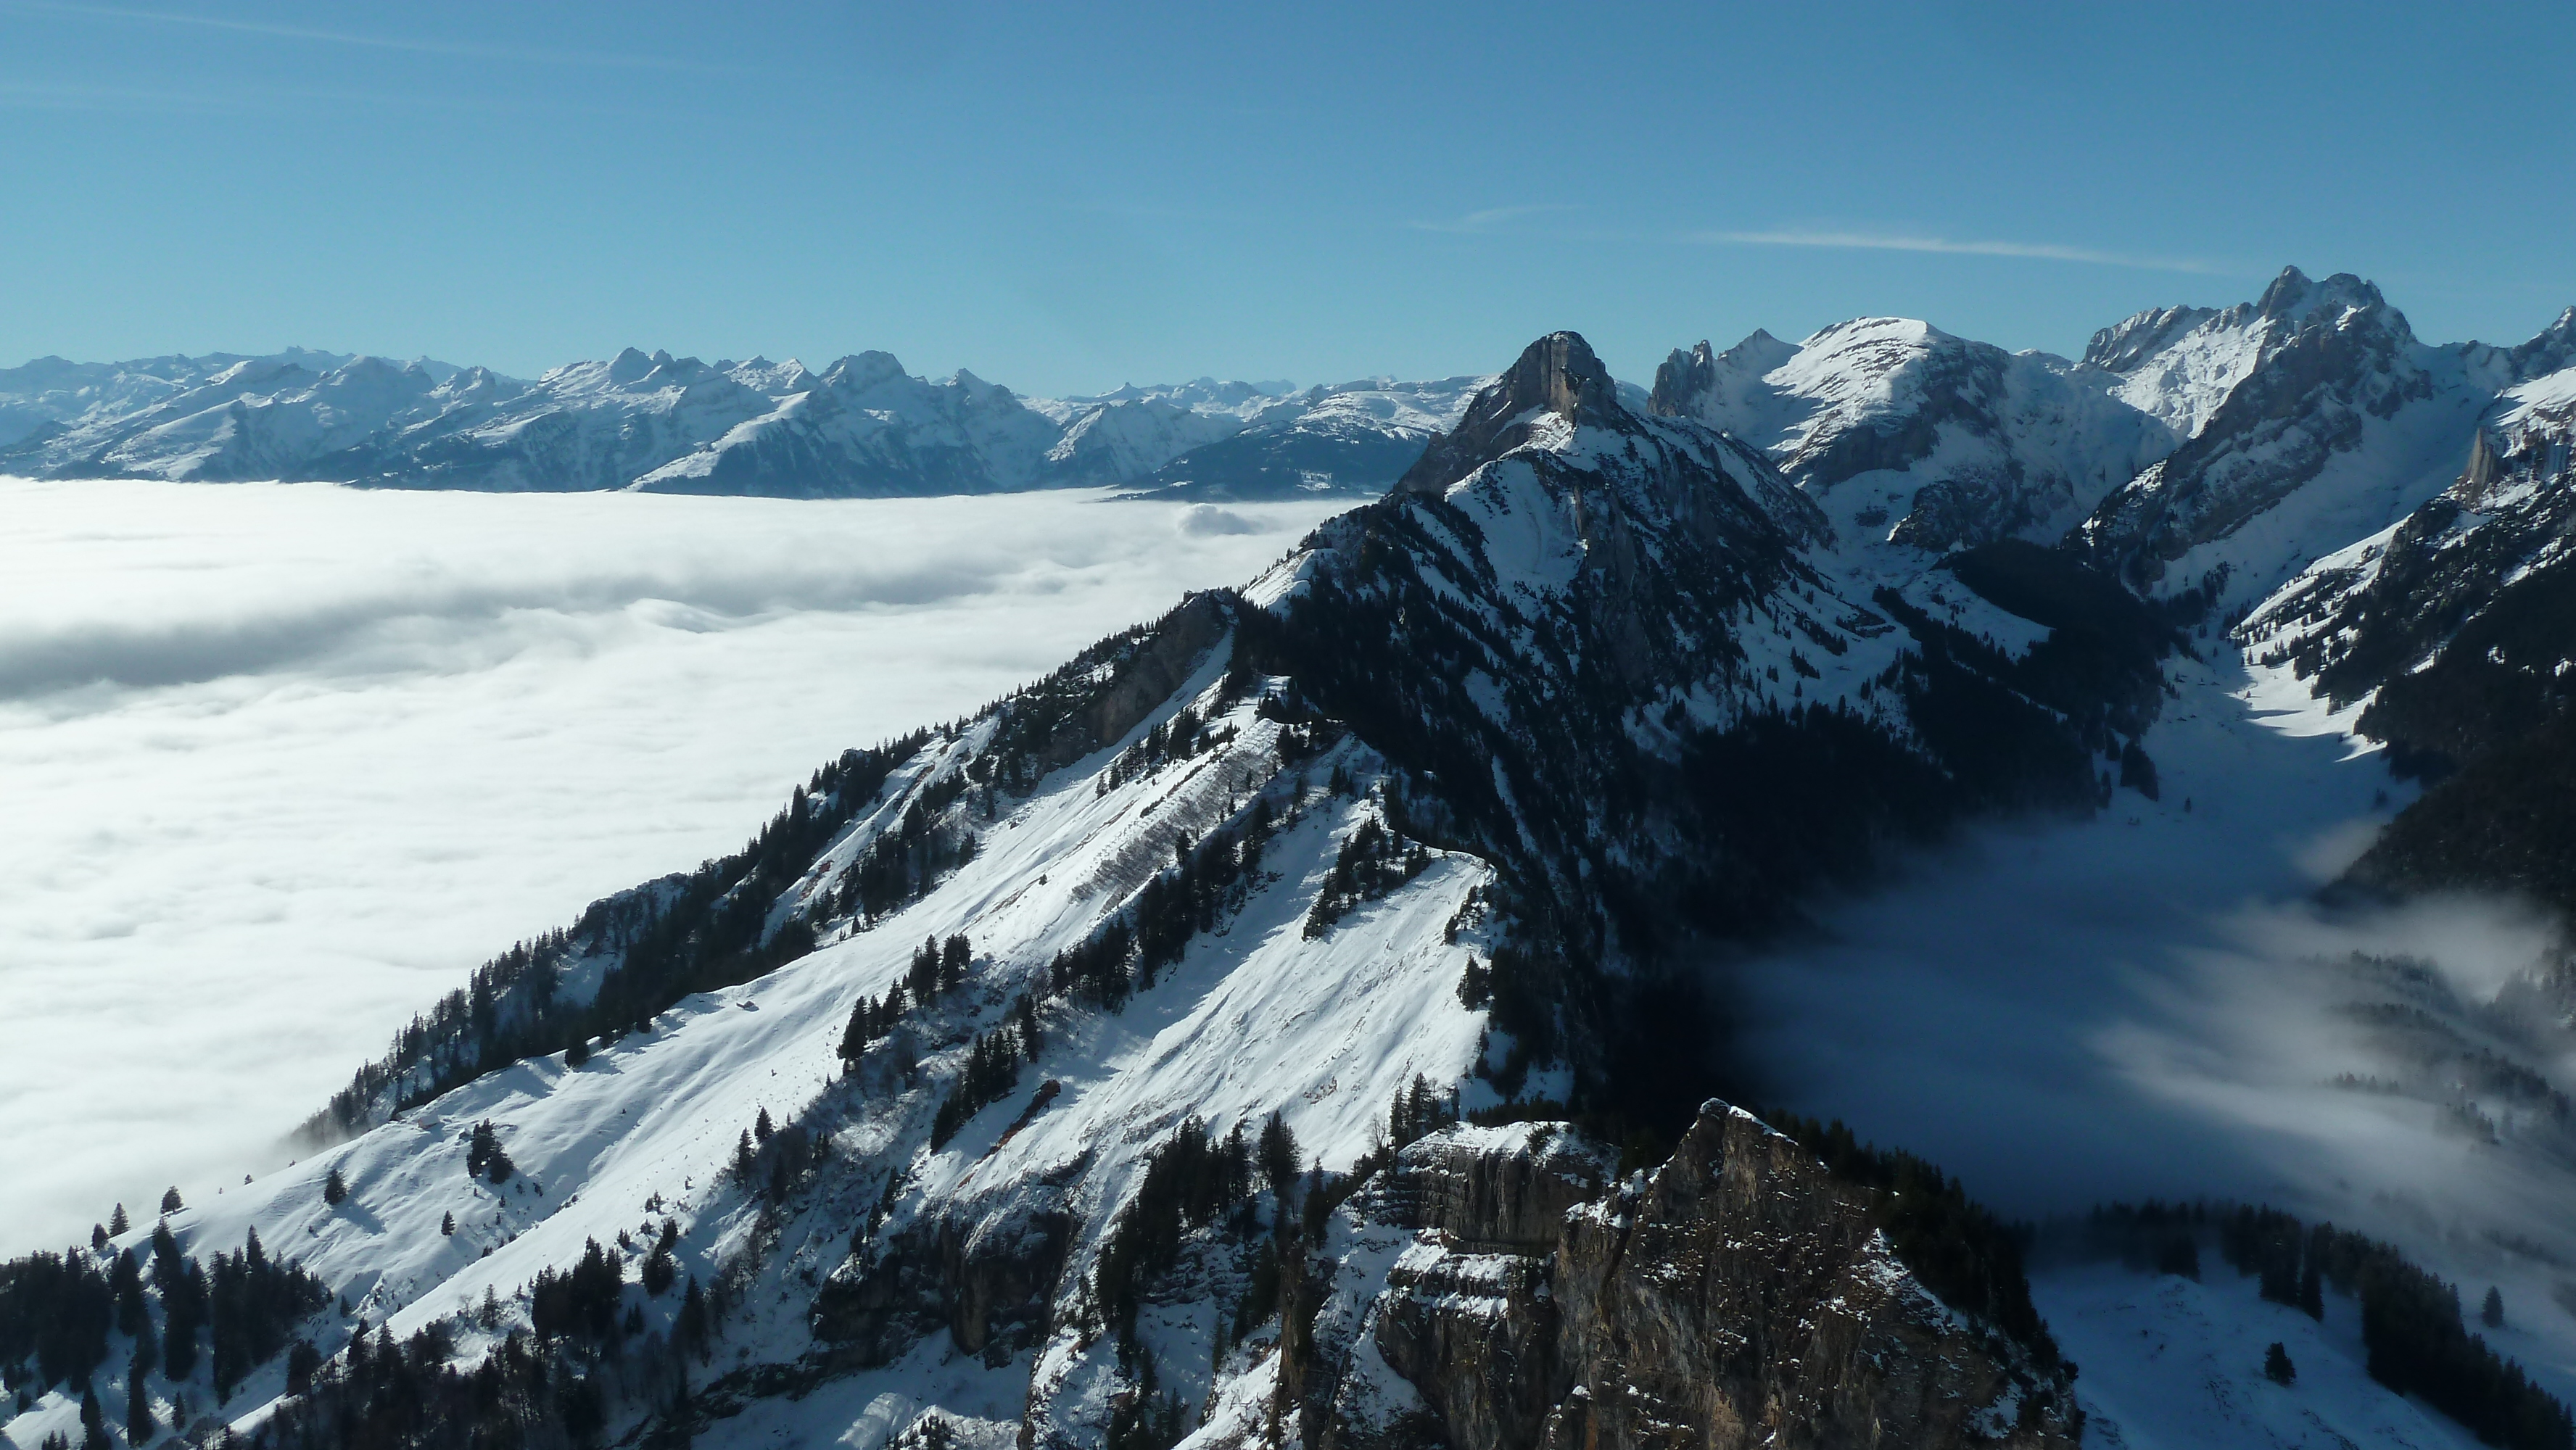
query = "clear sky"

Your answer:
(4, 0), (2572, 396)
